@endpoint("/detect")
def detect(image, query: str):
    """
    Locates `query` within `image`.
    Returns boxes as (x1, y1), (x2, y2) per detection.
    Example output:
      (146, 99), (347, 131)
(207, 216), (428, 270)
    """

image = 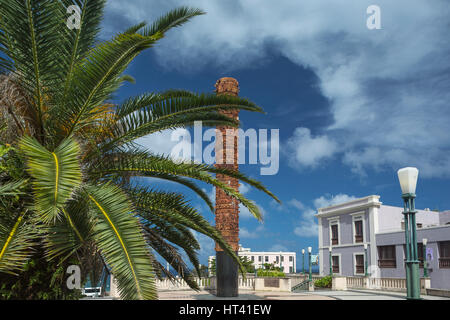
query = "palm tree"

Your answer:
(0, 1), (279, 299)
